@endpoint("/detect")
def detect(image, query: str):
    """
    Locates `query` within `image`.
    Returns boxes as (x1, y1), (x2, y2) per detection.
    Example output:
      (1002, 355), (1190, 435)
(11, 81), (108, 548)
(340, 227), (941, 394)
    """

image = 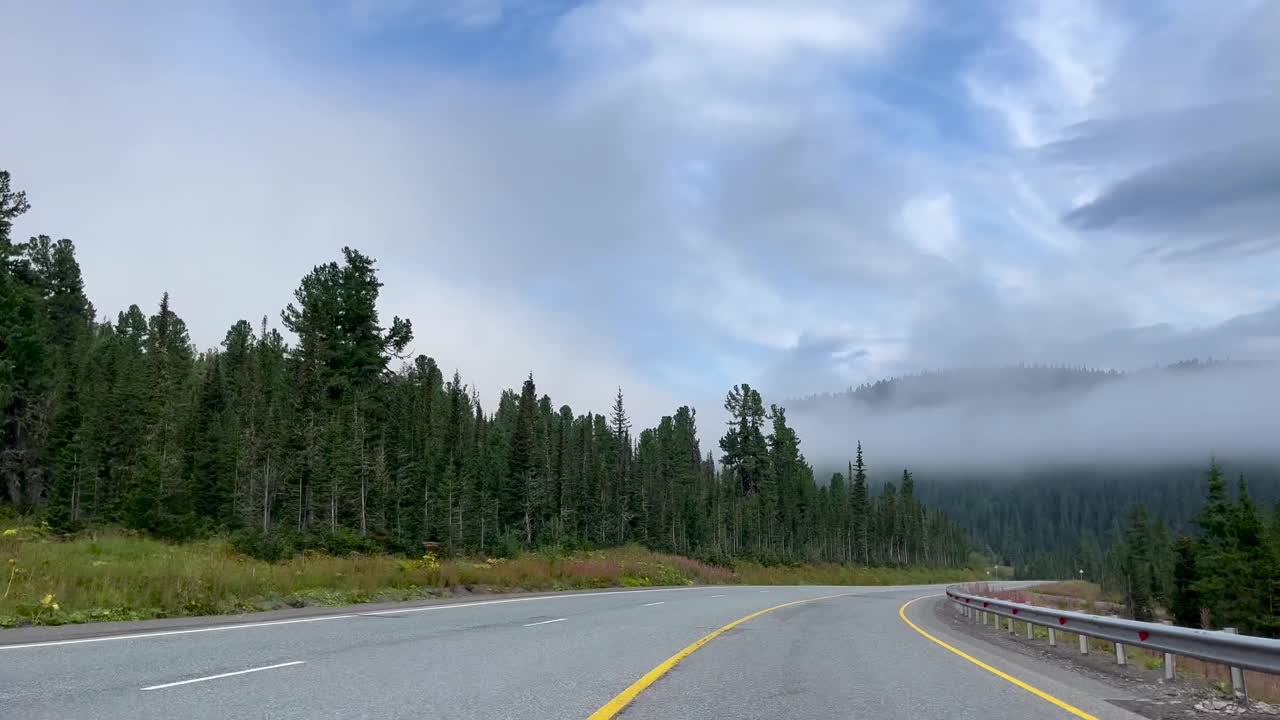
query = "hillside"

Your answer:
(791, 362), (1280, 578)
(790, 360), (1251, 413)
